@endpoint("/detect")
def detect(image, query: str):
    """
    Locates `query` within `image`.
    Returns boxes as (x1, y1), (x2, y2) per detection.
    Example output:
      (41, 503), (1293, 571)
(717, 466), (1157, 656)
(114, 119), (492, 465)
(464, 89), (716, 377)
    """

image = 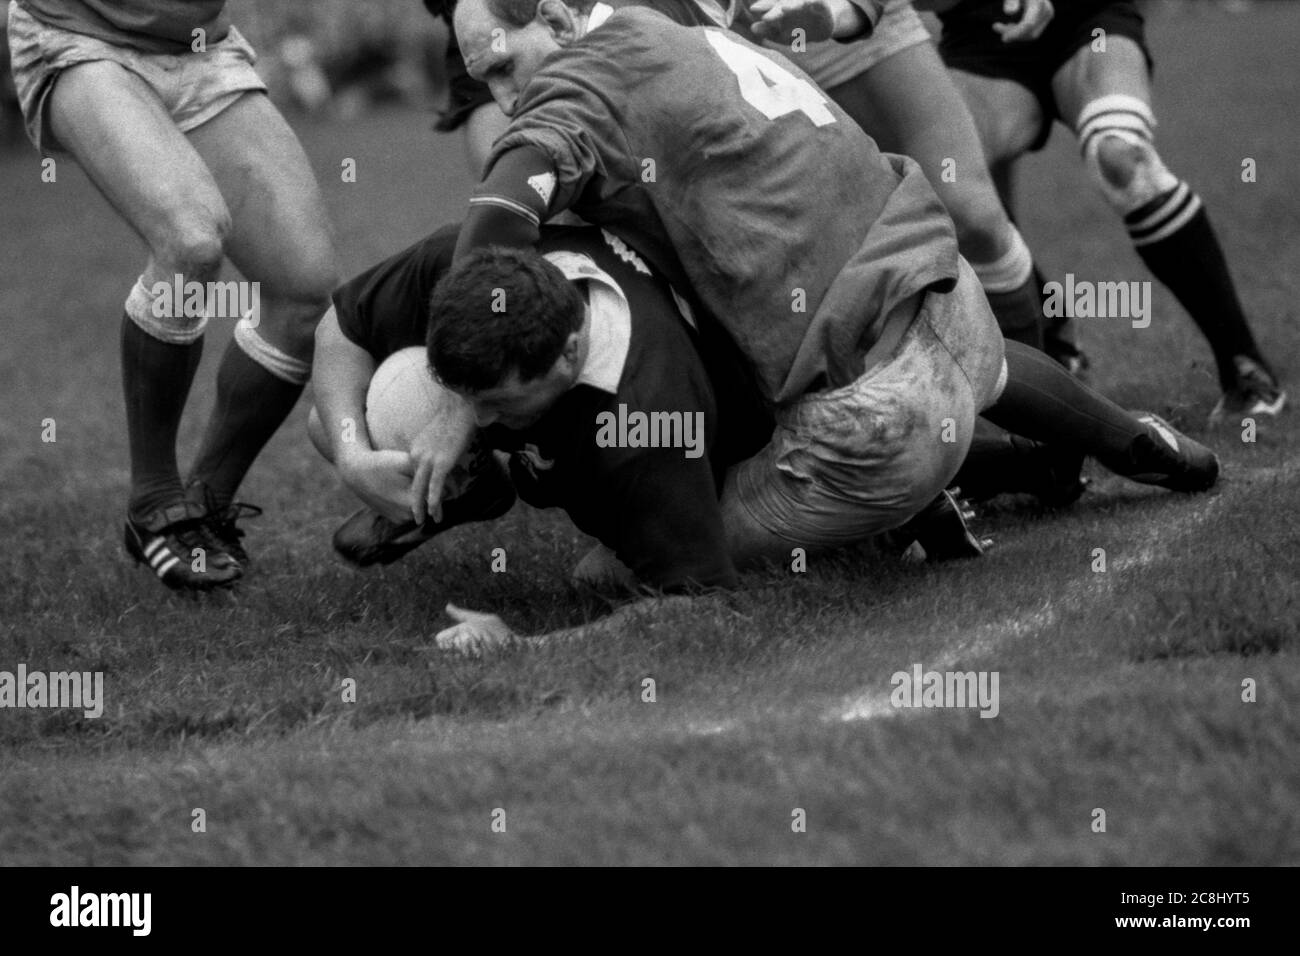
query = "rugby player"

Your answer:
(427, 0), (1215, 535)
(747, 0), (1069, 355)
(313, 224), (995, 588)
(311, 223), (770, 594)
(426, 0), (1070, 357)
(373, 0), (1214, 649)
(932, 0), (1285, 421)
(311, 223), (1215, 652)
(7, 0), (339, 589)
